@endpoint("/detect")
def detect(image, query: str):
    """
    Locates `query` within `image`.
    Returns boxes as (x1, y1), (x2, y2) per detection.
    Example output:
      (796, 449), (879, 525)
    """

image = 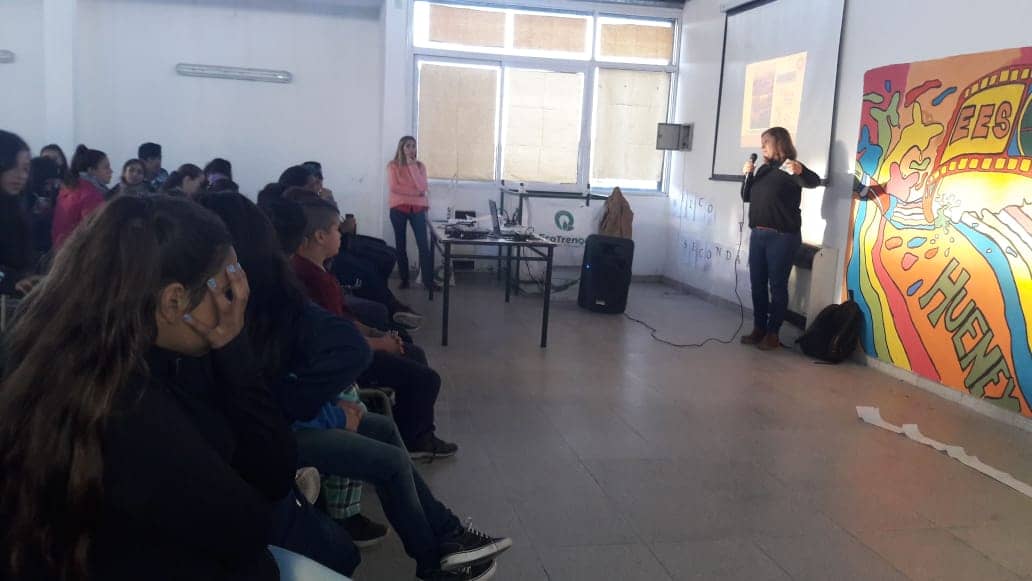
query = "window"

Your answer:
(503, 69), (584, 184)
(591, 69), (671, 189)
(416, 62), (500, 181)
(413, 2), (678, 192)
